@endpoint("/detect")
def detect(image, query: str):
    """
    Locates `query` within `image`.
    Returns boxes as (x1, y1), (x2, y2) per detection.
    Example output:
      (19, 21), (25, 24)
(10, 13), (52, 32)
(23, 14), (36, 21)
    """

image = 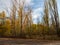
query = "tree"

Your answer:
(18, 1), (25, 37)
(10, 0), (17, 37)
(18, 0), (33, 38)
(49, 0), (59, 36)
(42, 0), (49, 39)
(0, 11), (6, 37)
(43, 0), (49, 27)
(23, 8), (33, 38)
(4, 18), (11, 36)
